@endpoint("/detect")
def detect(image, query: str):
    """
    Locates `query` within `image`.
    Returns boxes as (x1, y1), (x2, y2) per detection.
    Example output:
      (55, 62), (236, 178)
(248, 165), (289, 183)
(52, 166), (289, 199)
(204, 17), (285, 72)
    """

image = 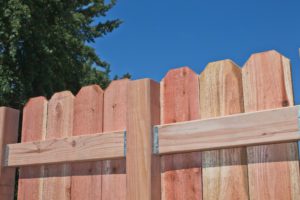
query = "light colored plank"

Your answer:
(71, 85), (103, 200)
(160, 67), (202, 200)
(18, 97), (47, 200)
(6, 130), (124, 167)
(102, 79), (128, 200)
(199, 60), (248, 200)
(0, 107), (19, 200)
(242, 50), (300, 200)
(157, 105), (300, 154)
(42, 91), (74, 200)
(126, 79), (161, 200)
